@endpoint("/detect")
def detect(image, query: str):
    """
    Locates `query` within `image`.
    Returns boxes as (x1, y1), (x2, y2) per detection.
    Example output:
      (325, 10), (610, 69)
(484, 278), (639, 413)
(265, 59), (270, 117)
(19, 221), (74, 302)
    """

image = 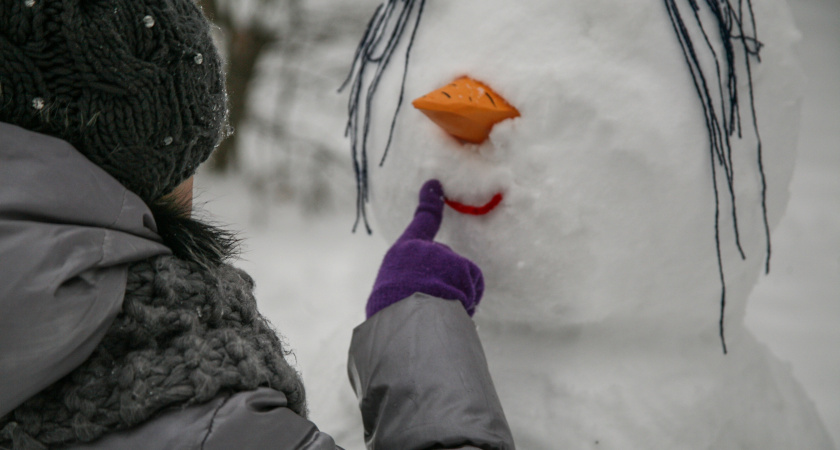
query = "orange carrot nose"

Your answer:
(412, 76), (520, 144)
